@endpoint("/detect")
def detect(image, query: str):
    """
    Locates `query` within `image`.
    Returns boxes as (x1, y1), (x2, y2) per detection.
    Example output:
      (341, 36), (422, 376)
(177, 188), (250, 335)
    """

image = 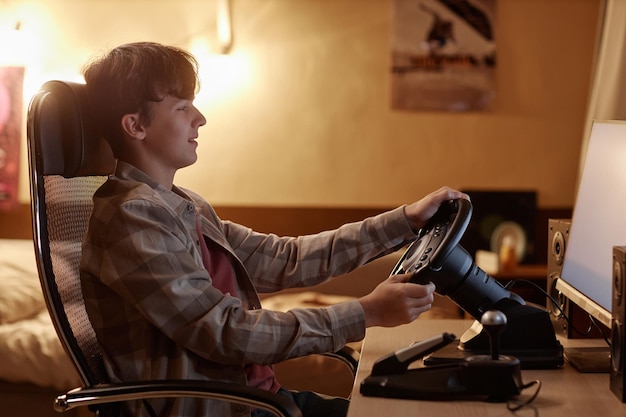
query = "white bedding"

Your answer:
(0, 239), (80, 391)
